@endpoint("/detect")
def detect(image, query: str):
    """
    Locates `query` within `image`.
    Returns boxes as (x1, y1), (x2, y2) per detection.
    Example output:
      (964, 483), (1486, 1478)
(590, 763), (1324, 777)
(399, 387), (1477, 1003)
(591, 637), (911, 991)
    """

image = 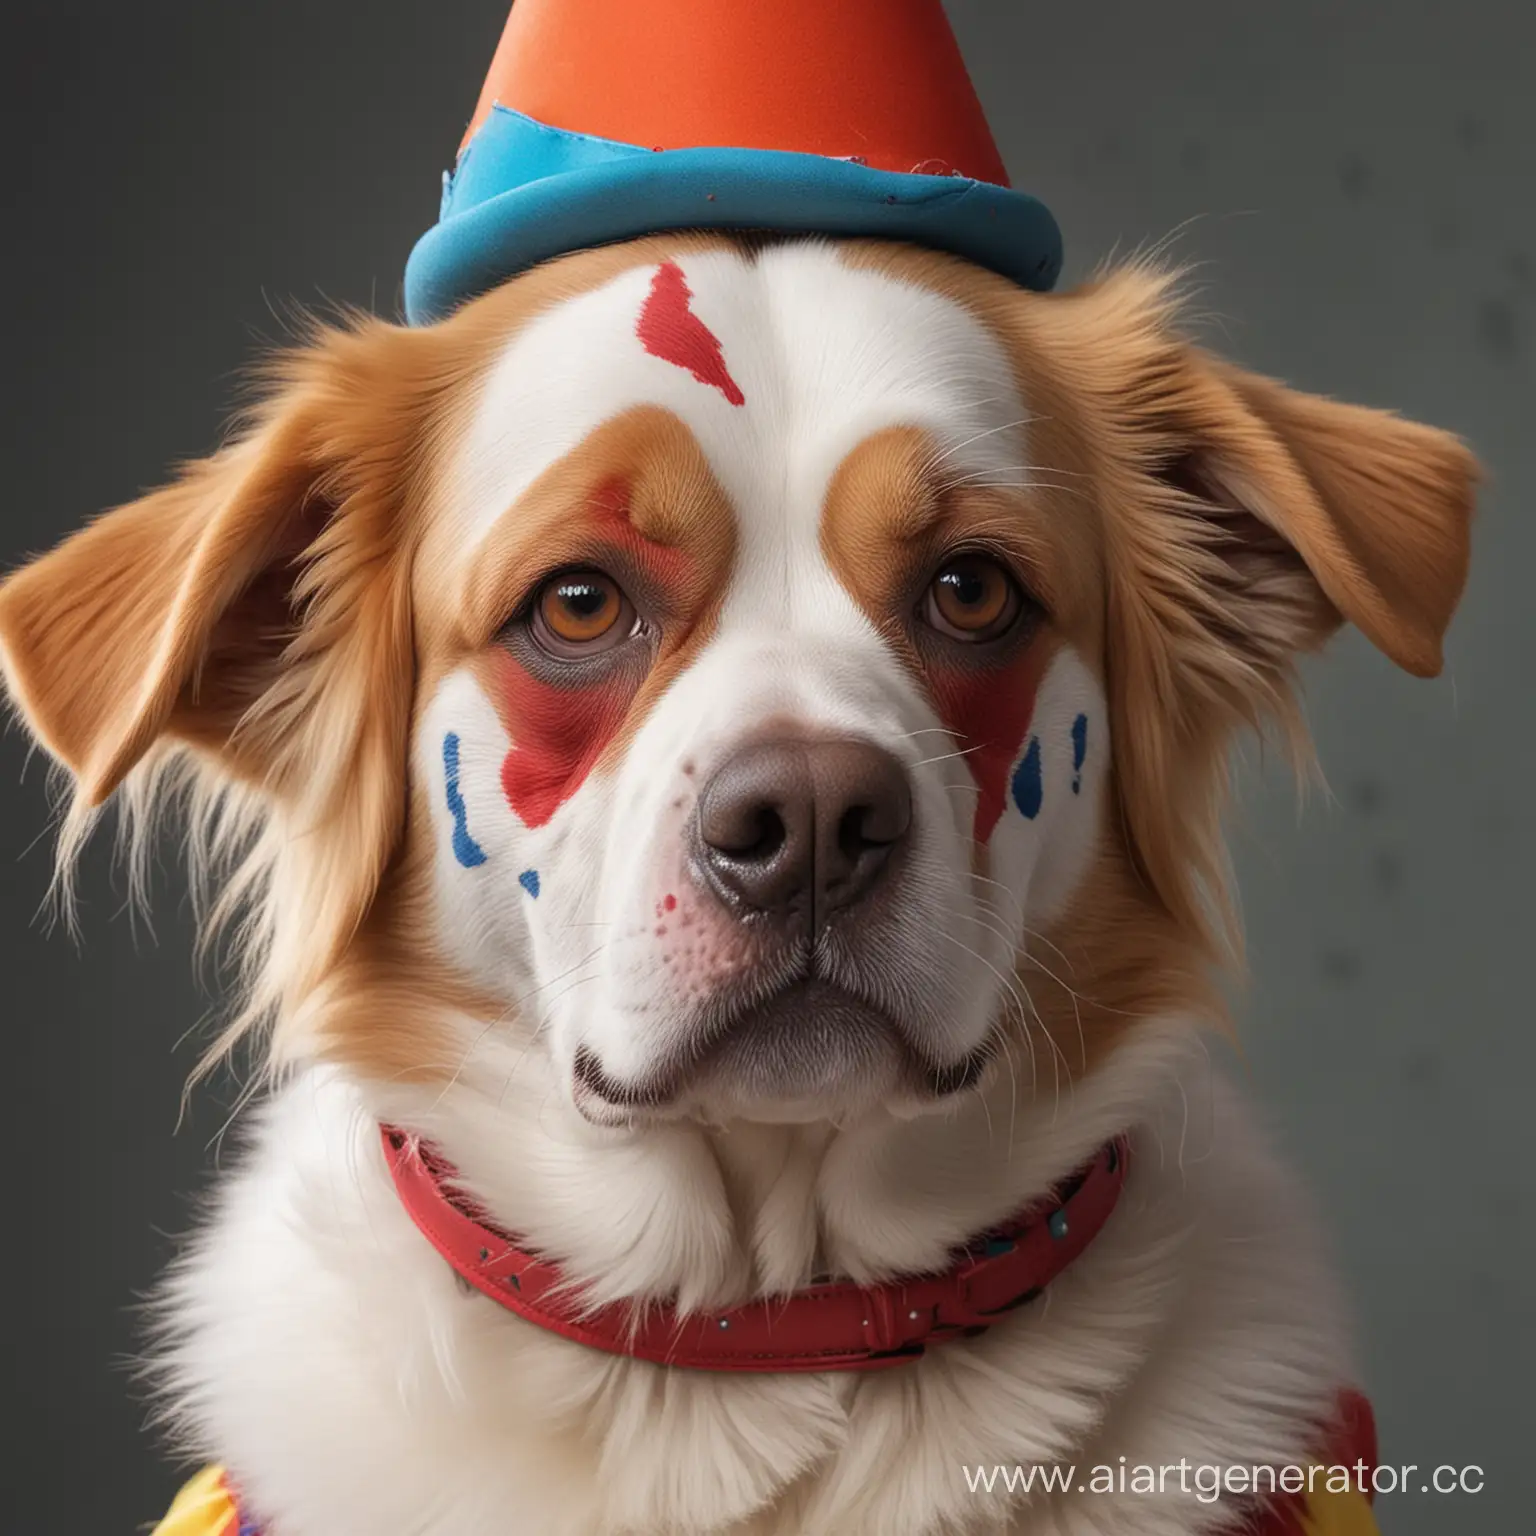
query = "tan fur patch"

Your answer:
(438, 405), (733, 656)
(820, 425), (1081, 634)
